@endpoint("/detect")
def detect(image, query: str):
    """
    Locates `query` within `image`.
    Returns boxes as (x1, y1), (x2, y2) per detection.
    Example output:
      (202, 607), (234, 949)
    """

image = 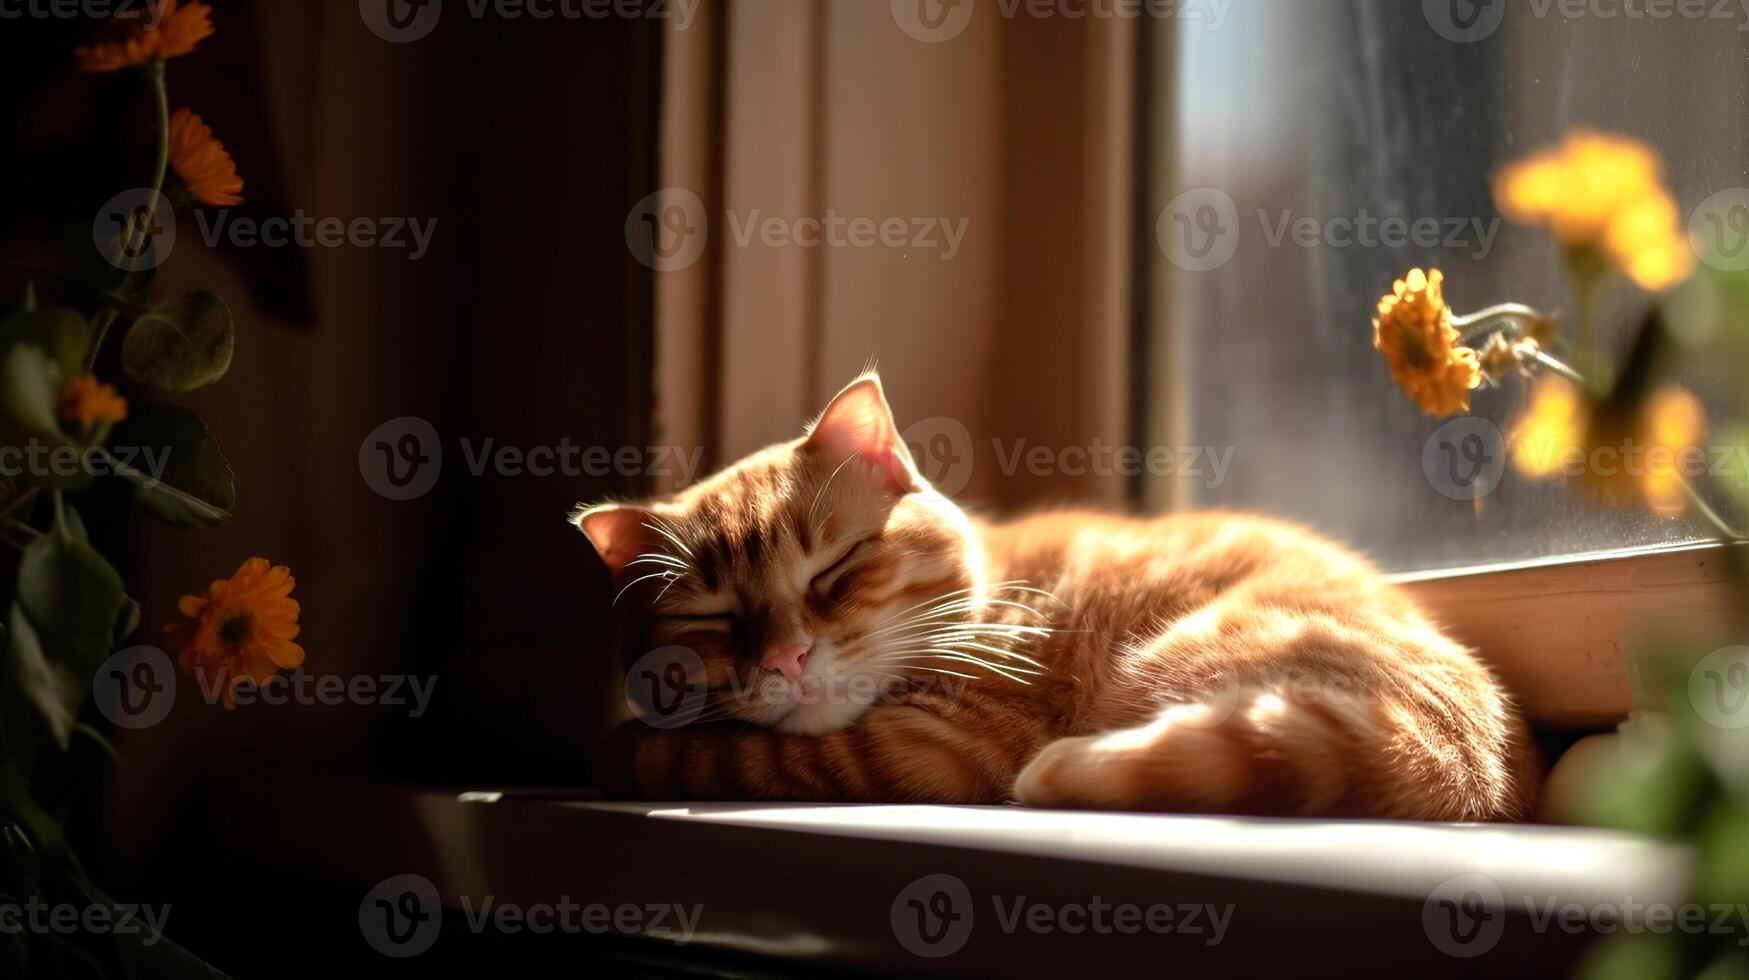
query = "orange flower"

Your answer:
(165, 558), (304, 710)
(1511, 377), (1706, 516)
(1494, 131), (1694, 291)
(76, 0), (215, 72)
(55, 375), (128, 428)
(167, 108), (244, 207)
(1373, 268), (1481, 416)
